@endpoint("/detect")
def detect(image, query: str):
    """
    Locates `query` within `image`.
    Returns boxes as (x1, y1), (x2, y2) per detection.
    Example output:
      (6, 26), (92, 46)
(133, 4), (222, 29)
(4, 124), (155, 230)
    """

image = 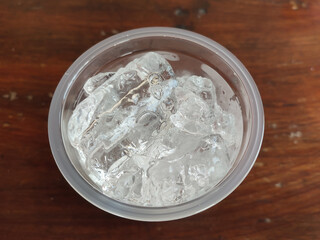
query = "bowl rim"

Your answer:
(48, 27), (264, 221)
